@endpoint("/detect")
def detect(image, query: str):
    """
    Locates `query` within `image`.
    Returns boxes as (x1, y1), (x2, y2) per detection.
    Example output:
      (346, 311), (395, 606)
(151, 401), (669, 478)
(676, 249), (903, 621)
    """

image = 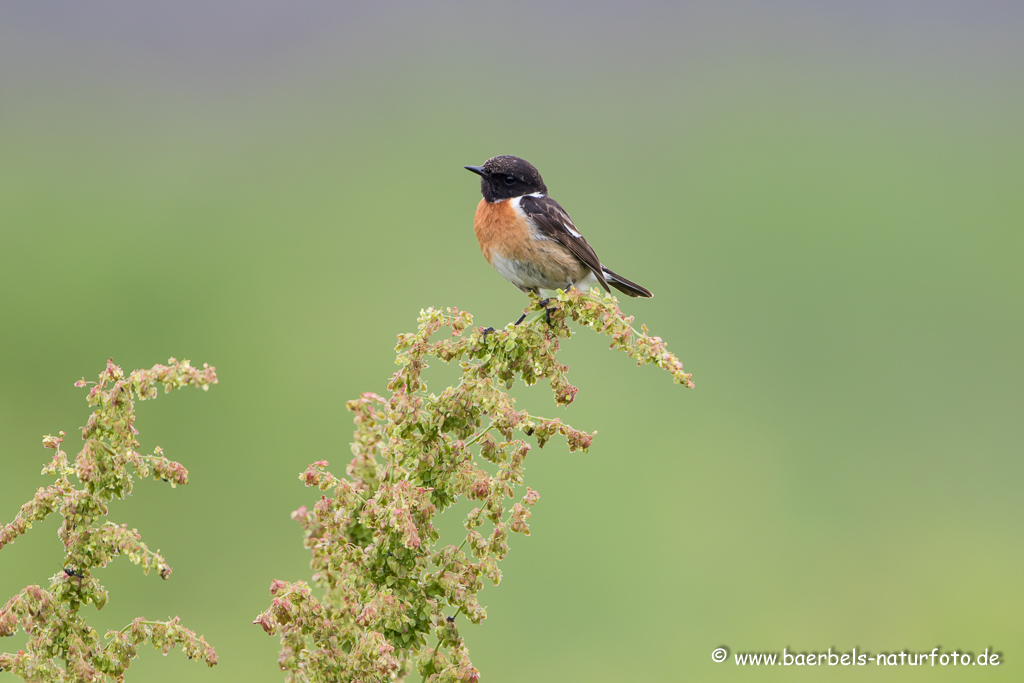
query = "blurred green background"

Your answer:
(2, 2), (1022, 681)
